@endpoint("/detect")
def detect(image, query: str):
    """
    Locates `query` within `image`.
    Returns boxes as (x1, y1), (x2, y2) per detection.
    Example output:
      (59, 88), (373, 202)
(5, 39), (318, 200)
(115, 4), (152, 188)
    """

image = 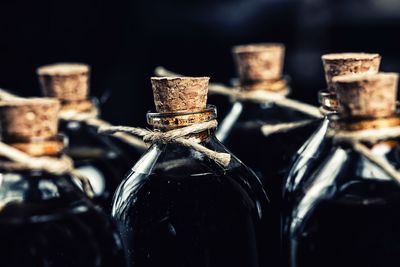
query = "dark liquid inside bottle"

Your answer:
(113, 159), (270, 267)
(218, 101), (319, 264)
(60, 120), (136, 211)
(0, 171), (127, 267)
(282, 117), (332, 262)
(220, 101), (318, 198)
(294, 179), (400, 267)
(291, 140), (400, 267)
